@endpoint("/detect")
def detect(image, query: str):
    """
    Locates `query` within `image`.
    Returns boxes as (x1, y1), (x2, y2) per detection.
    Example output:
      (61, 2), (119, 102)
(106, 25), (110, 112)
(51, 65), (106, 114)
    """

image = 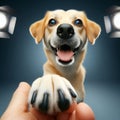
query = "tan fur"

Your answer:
(29, 10), (101, 100)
